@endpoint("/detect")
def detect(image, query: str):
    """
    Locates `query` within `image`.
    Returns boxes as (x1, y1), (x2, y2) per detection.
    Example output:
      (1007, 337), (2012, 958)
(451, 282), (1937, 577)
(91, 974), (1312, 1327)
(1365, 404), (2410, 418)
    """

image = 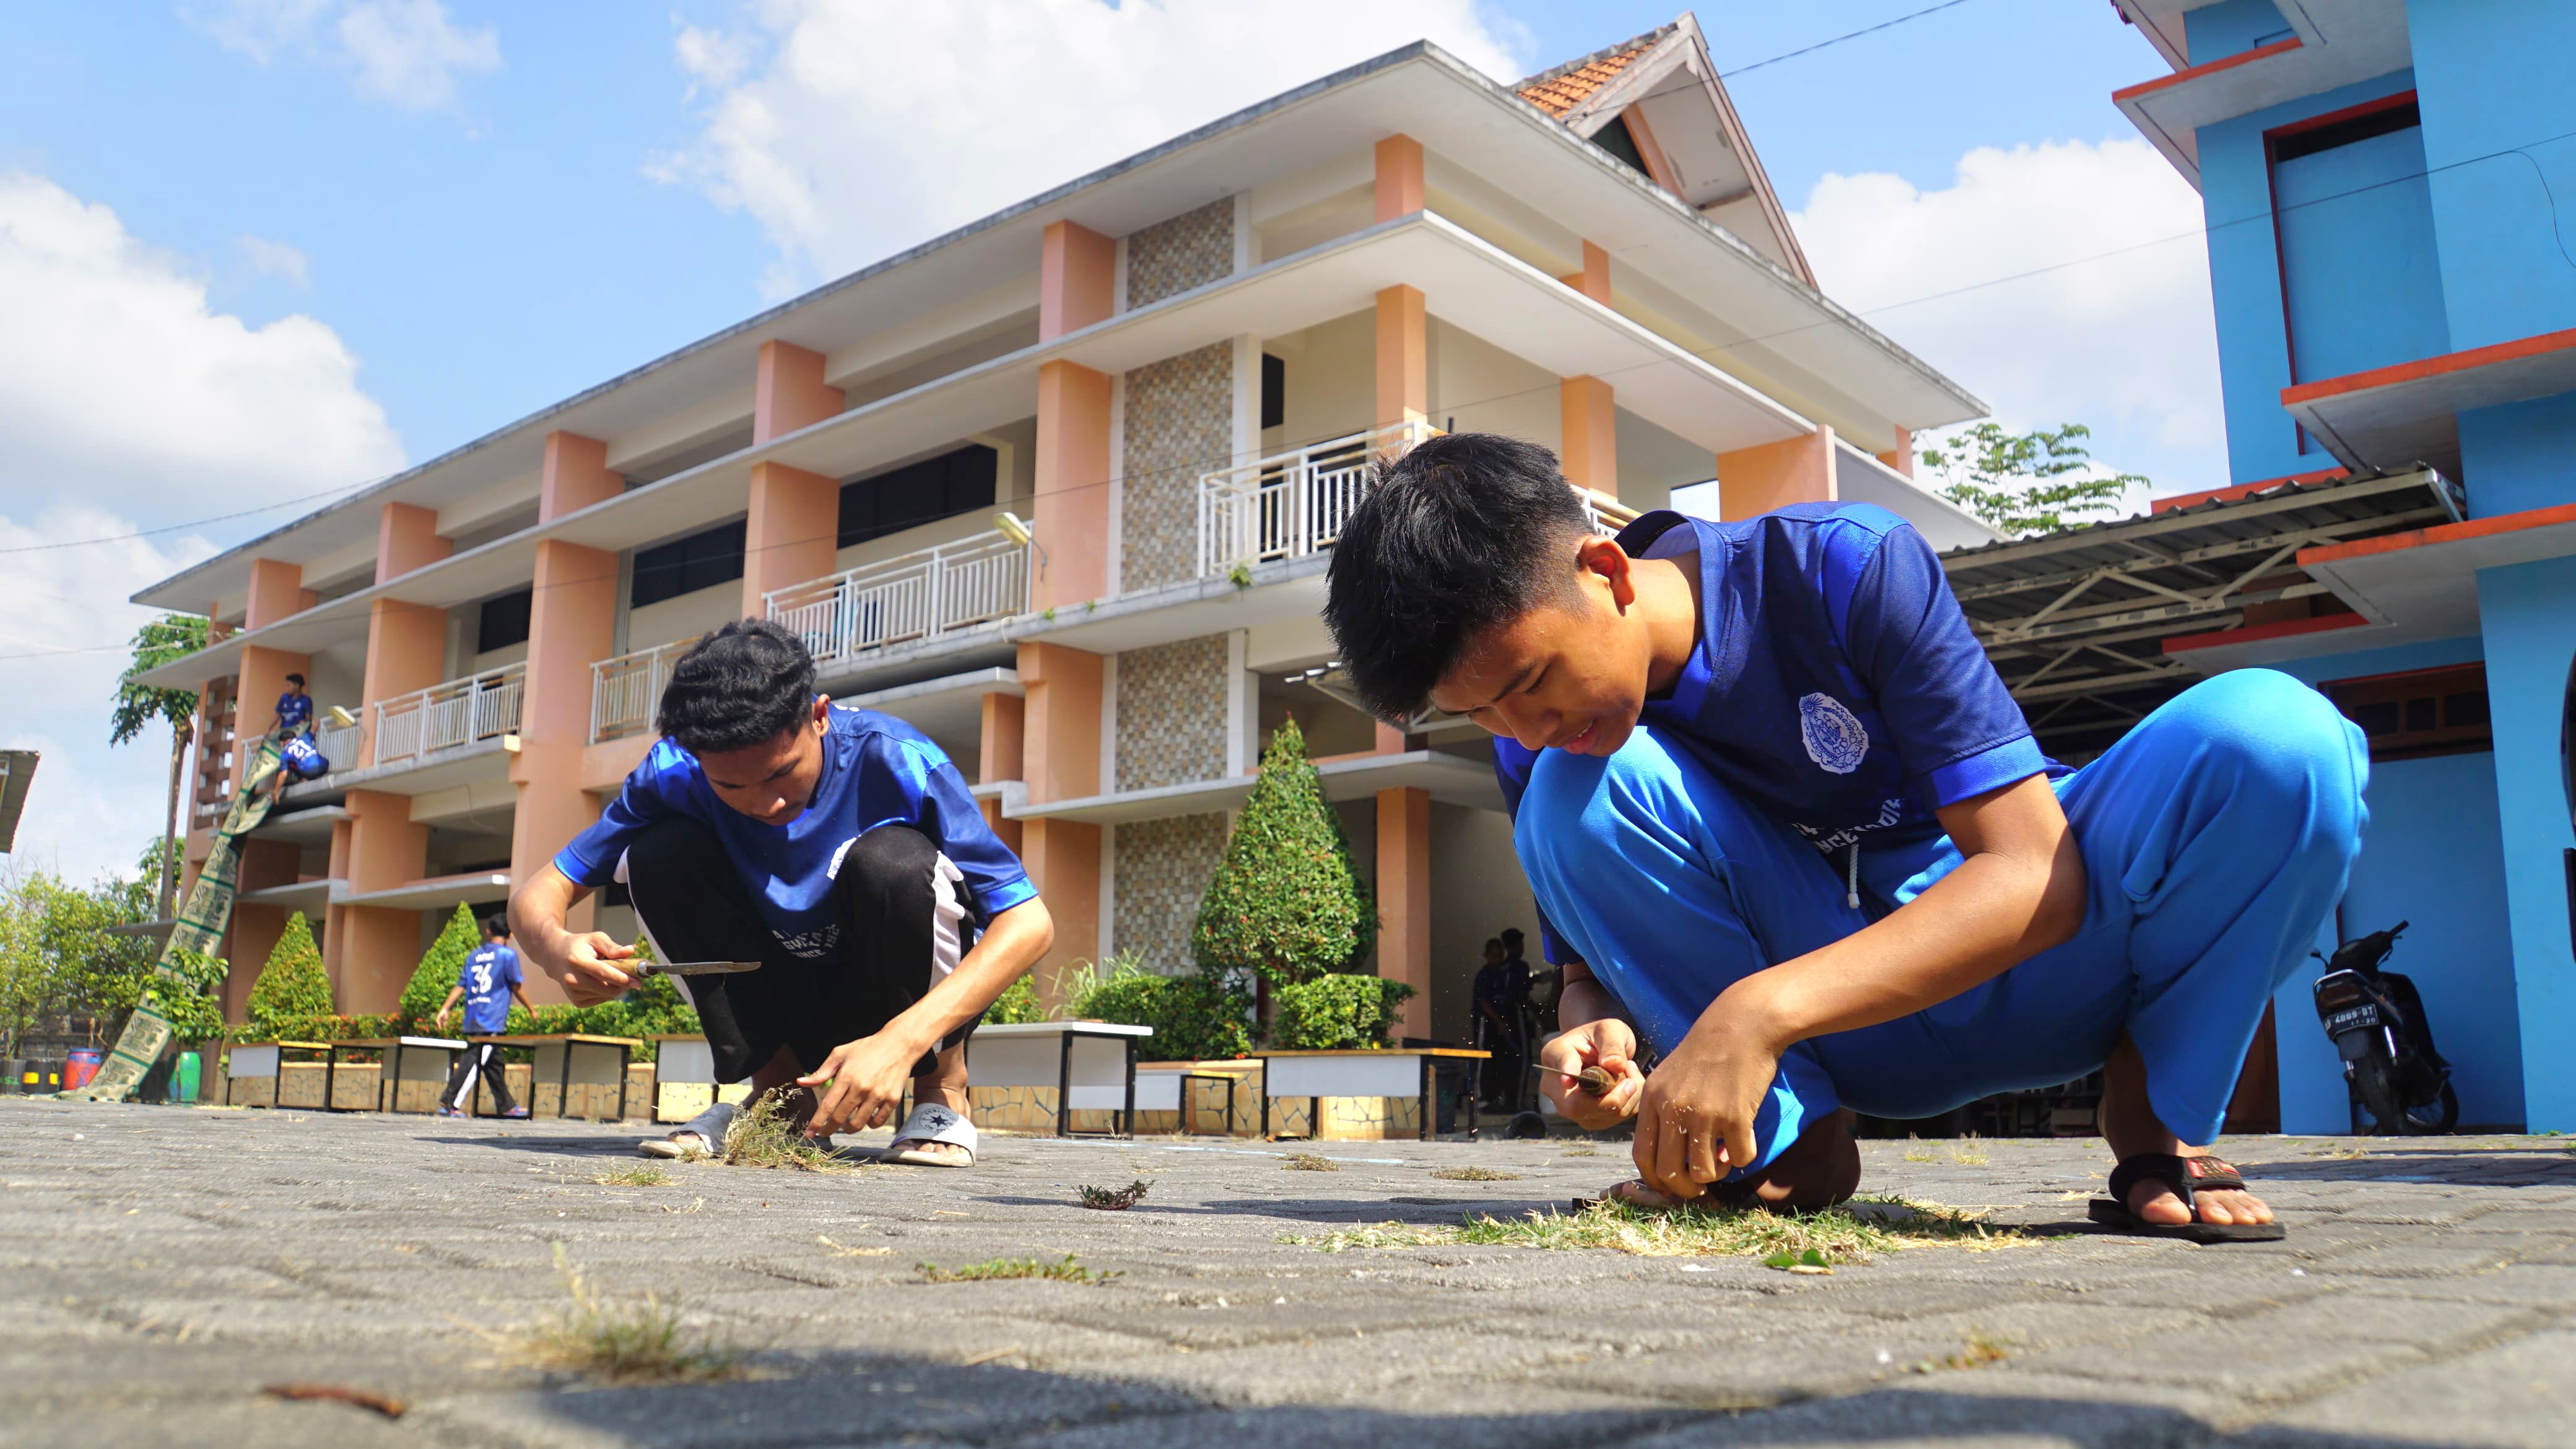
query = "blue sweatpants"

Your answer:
(1514, 669), (2369, 1177)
